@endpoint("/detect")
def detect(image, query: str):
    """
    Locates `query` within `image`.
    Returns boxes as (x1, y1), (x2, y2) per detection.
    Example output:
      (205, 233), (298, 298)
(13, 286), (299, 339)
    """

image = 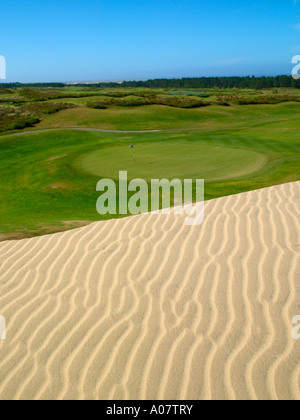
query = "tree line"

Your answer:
(119, 76), (300, 89)
(0, 82), (65, 88)
(74, 76), (300, 89)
